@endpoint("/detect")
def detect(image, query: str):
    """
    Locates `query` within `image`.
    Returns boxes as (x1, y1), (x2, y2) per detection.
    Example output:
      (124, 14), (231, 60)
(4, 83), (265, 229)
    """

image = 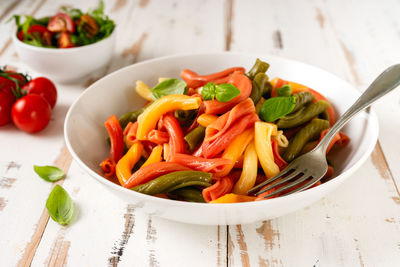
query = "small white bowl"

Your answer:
(12, 29), (116, 83)
(64, 52), (379, 225)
